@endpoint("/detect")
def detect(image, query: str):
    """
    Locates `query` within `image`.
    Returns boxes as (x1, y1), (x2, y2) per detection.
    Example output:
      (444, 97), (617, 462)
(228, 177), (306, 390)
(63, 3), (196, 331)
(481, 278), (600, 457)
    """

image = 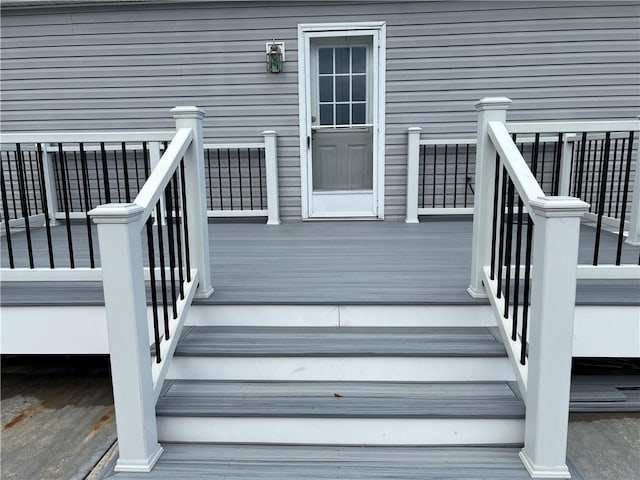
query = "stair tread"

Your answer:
(104, 444), (584, 479)
(156, 380), (524, 418)
(174, 326), (506, 357)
